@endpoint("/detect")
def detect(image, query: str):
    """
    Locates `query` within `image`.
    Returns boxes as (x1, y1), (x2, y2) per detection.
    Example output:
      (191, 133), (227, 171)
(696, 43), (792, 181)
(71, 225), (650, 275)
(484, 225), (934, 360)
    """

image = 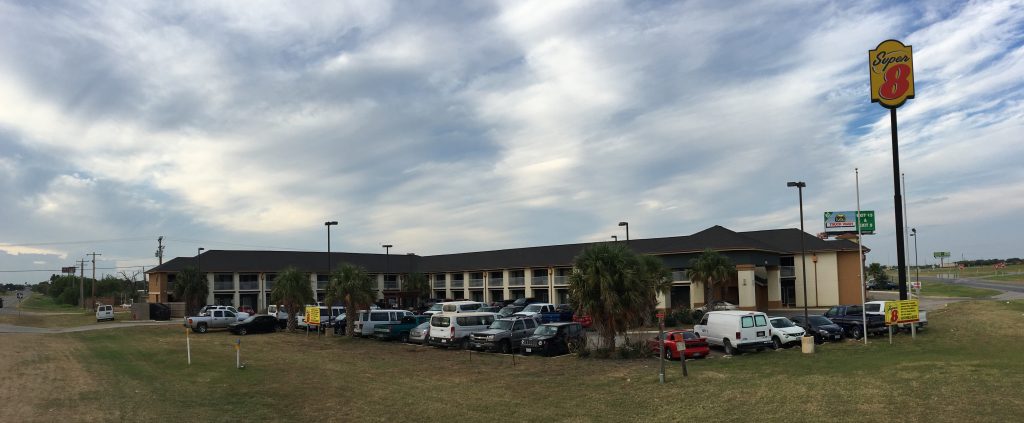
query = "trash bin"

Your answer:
(801, 335), (815, 354)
